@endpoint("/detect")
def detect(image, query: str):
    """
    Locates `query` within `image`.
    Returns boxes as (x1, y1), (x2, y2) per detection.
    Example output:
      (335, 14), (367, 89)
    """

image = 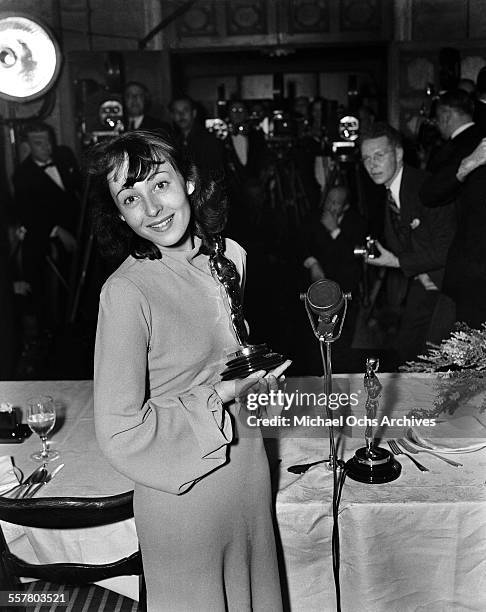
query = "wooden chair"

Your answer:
(0, 491), (146, 610)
